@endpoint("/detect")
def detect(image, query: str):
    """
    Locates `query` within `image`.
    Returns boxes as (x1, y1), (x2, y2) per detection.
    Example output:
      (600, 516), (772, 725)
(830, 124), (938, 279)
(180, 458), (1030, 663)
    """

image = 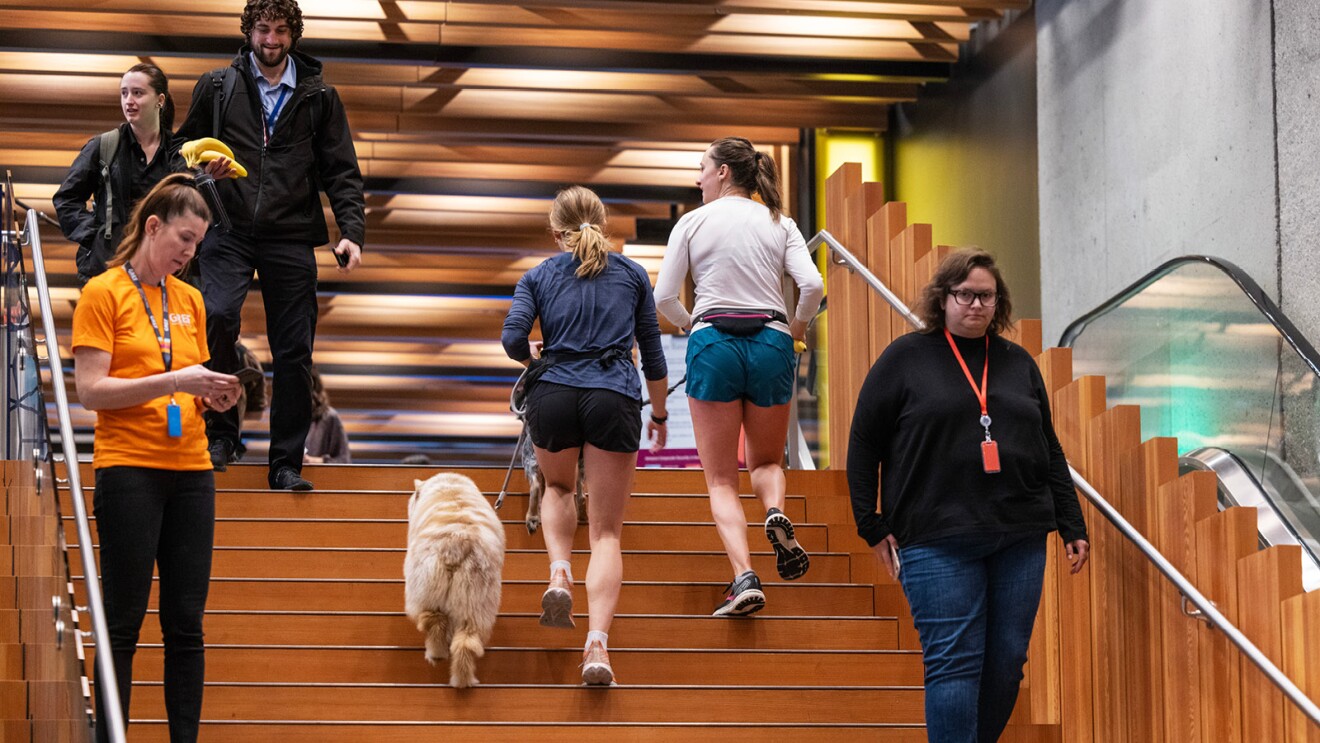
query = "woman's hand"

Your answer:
(871, 534), (900, 580)
(646, 418), (668, 453)
(1065, 539), (1090, 574)
(789, 317), (807, 343)
(174, 365), (239, 410)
